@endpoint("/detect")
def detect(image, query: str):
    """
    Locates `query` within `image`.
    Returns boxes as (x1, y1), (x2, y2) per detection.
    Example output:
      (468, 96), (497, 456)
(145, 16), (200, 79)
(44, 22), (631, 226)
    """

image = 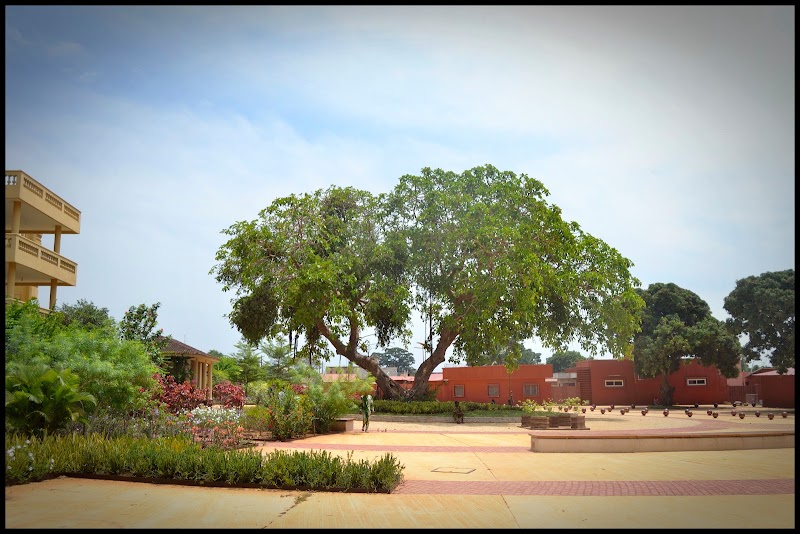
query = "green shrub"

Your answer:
(5, 365), (97, 438)
(4, 433), (404, 493)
